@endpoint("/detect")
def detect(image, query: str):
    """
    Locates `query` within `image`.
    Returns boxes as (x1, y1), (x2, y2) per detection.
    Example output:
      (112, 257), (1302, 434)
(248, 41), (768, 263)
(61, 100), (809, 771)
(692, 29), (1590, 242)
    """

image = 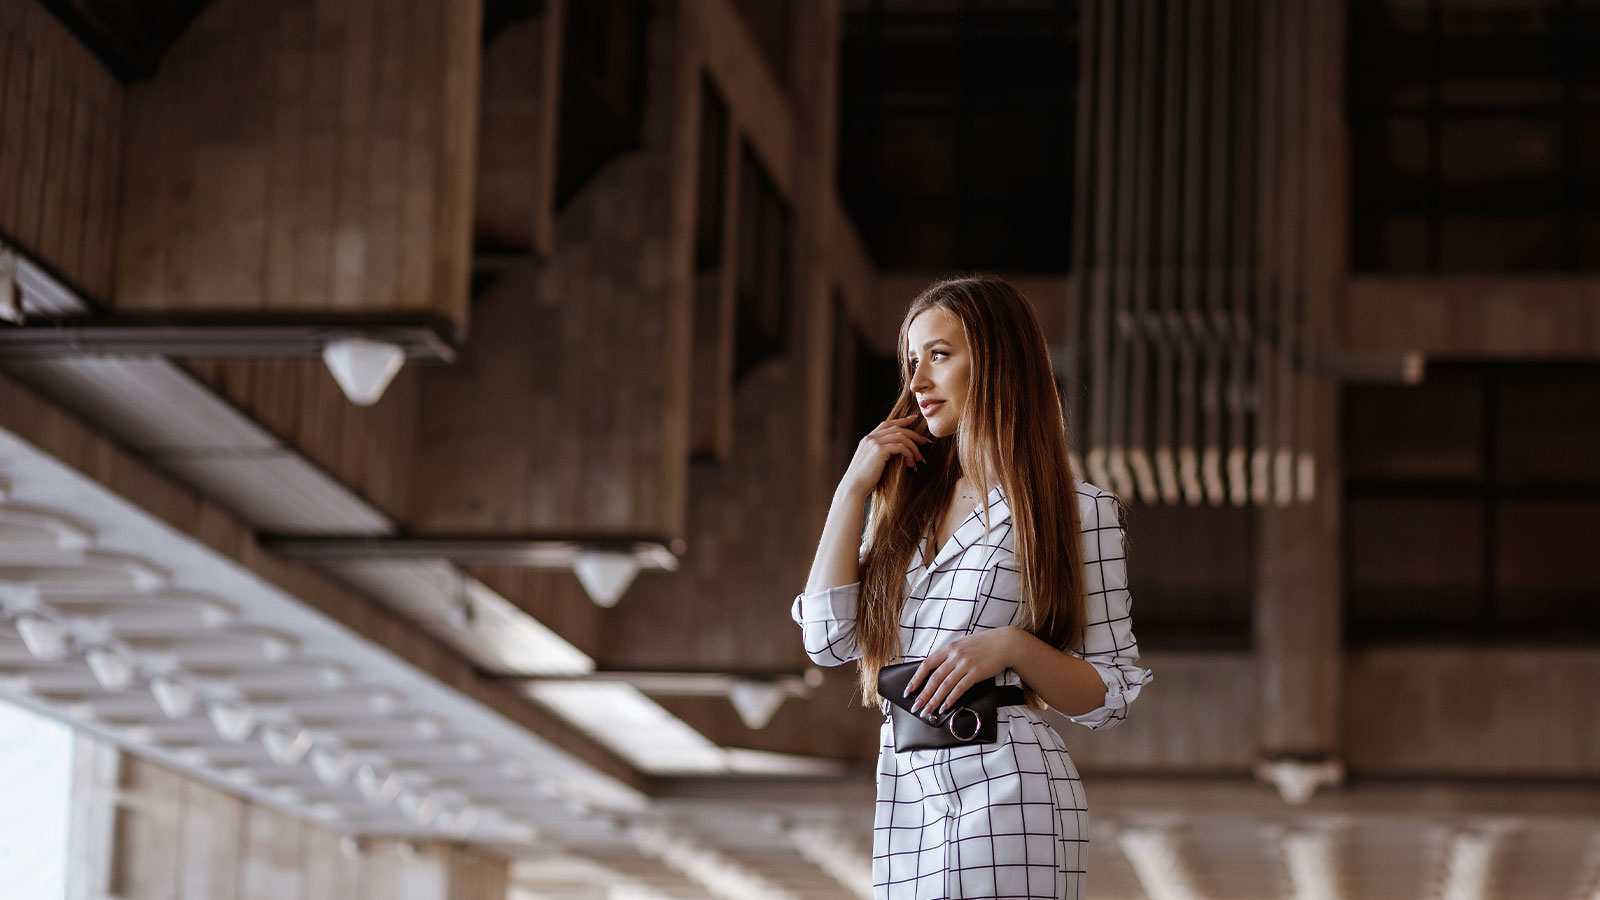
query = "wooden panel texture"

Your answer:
(0, 0), (123, 300)
(102, 751), (508, 900)
(474, 0), (564, 256)
(111, 0), (481, 327)
(181, 357), (421, 521)
(414, 0), (697, 538)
